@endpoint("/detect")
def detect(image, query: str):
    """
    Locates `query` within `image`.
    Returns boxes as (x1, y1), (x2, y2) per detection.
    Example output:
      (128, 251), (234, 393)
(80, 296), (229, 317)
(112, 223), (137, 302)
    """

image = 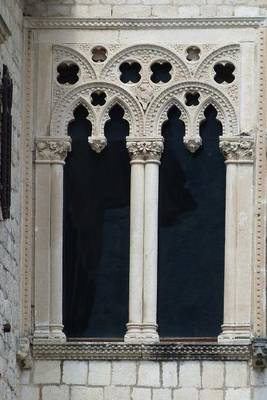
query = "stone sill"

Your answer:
(32, 342), (250, 361)
(24, 16), (264, 30)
